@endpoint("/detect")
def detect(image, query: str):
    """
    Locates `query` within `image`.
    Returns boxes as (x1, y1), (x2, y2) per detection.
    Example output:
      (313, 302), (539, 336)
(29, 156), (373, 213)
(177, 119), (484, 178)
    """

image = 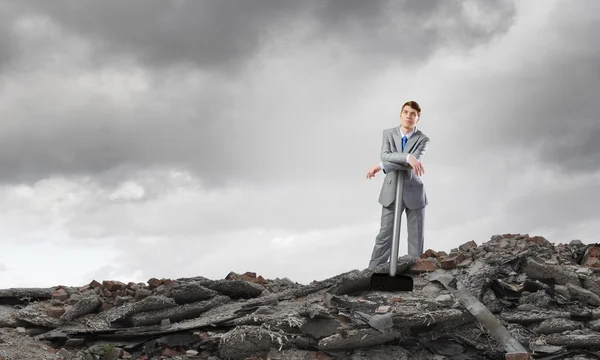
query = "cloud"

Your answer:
(14, 0), (516, 72)
(0, 0), (518, 189)
(430, 1), (600, 175)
